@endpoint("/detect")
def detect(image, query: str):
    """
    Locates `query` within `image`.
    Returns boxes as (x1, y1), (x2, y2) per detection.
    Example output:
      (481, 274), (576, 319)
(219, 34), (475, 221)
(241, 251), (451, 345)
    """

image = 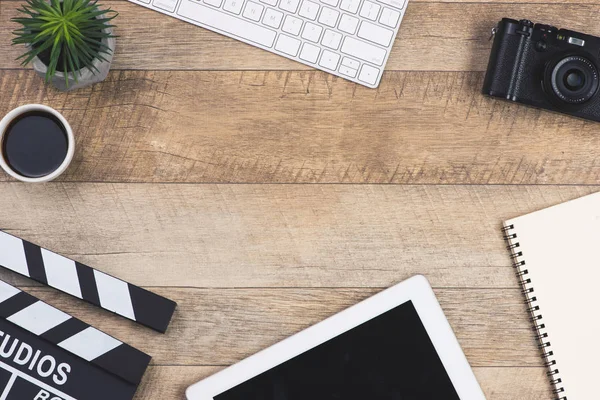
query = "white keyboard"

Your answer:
(128, 0), (408, 88)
